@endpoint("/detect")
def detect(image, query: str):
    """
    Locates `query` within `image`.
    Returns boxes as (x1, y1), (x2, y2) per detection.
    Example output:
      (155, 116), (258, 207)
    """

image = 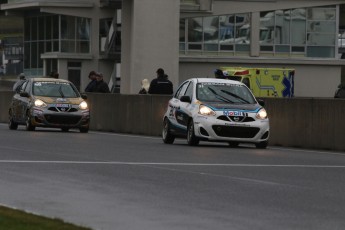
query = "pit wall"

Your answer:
(1, 91), (344, 152)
